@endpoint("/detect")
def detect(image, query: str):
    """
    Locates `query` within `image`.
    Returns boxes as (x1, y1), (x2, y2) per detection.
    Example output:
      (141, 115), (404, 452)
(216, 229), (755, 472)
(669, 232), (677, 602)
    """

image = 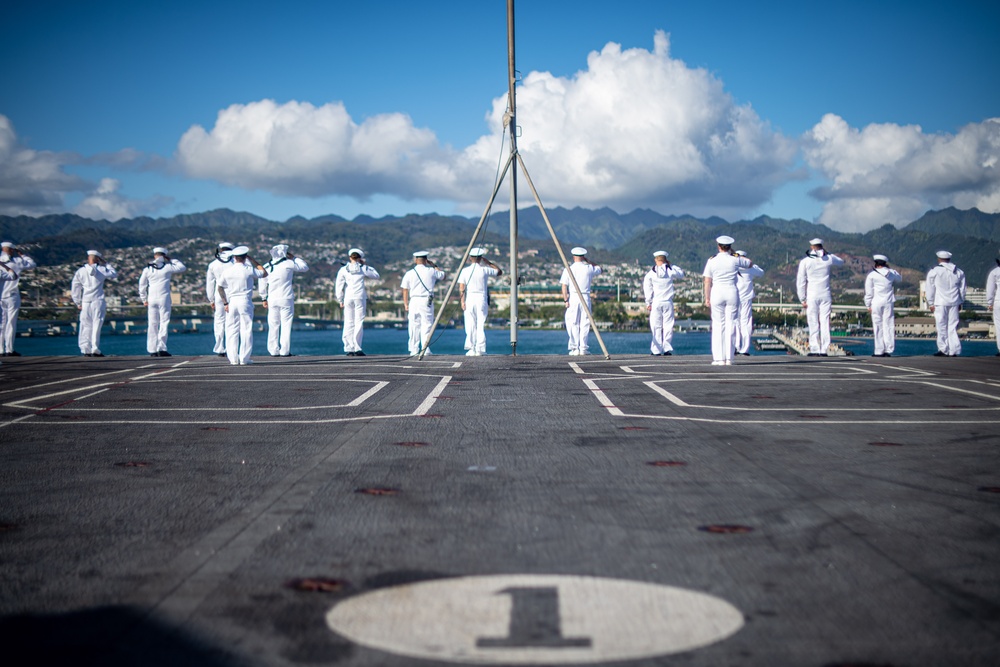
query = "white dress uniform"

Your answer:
(205, 245), (234, 355)
(261, 245), (309, 356)
(863, 263), (902, 356)
(560, 259), (602, 355)
(218, 258), (265, 365)
(0, 244), (36, 355)
(335, 255), (379, 355)
(642, 259), (684, 355)
(987, 264), (1000, 355)
(703, 251), (752, 364)
(734, 259), (765, 355)
(401, 261), (444, 355)
(458, 258), (500, 356)
(796, 249), (845, 354)
(138, 252), (186, 355)
(71, 255), (118, 356)
(926, 256), (966, 356)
